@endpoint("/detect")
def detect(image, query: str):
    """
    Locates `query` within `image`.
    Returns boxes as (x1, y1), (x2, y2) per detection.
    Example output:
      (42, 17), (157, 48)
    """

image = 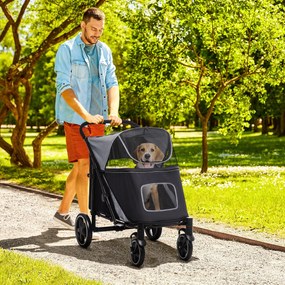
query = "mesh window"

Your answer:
(141, 183), (178, 212)
(106, 127), (177, 168)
